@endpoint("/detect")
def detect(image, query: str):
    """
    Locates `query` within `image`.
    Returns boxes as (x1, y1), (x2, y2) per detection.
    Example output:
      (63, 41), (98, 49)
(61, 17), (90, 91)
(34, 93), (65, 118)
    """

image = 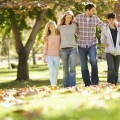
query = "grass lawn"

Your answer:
(0, 61), (120, 120)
